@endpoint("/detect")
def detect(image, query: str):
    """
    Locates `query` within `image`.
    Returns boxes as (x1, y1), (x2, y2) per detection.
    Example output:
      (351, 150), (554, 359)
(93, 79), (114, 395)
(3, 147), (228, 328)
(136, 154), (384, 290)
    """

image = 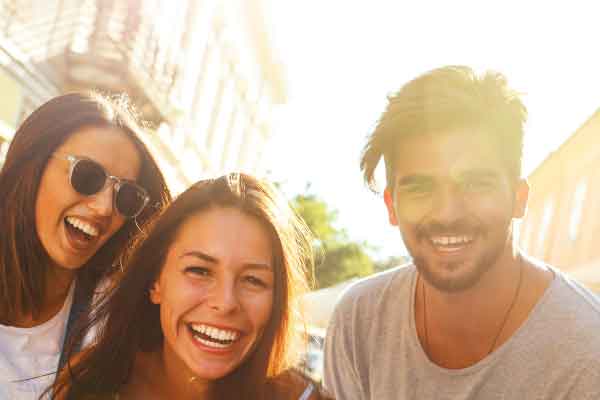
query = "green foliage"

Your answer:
(373, 255), (411, 273)
(292, 194), (338, 244)
(315, 242), (374, 288)
(291, 193), (374, 288)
